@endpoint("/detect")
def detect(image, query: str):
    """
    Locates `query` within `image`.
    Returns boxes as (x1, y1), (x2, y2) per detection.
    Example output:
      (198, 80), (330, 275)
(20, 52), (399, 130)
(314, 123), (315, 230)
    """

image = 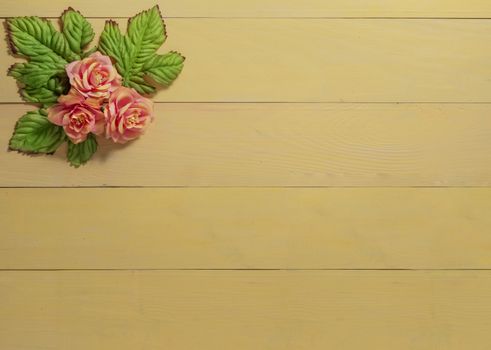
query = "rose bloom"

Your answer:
(66, 51), (121, 100)
(105, 87), (153, 144)
(47, 89), (104, 144)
